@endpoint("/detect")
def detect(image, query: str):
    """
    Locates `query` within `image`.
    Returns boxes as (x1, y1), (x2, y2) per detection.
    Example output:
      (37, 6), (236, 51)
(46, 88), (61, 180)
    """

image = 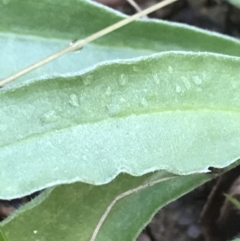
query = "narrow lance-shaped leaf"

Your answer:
(1, 52), (240, 198)
(225, 194), (240, 209)
(1, 0), (240, 86)
(1, 172), (211, 241)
